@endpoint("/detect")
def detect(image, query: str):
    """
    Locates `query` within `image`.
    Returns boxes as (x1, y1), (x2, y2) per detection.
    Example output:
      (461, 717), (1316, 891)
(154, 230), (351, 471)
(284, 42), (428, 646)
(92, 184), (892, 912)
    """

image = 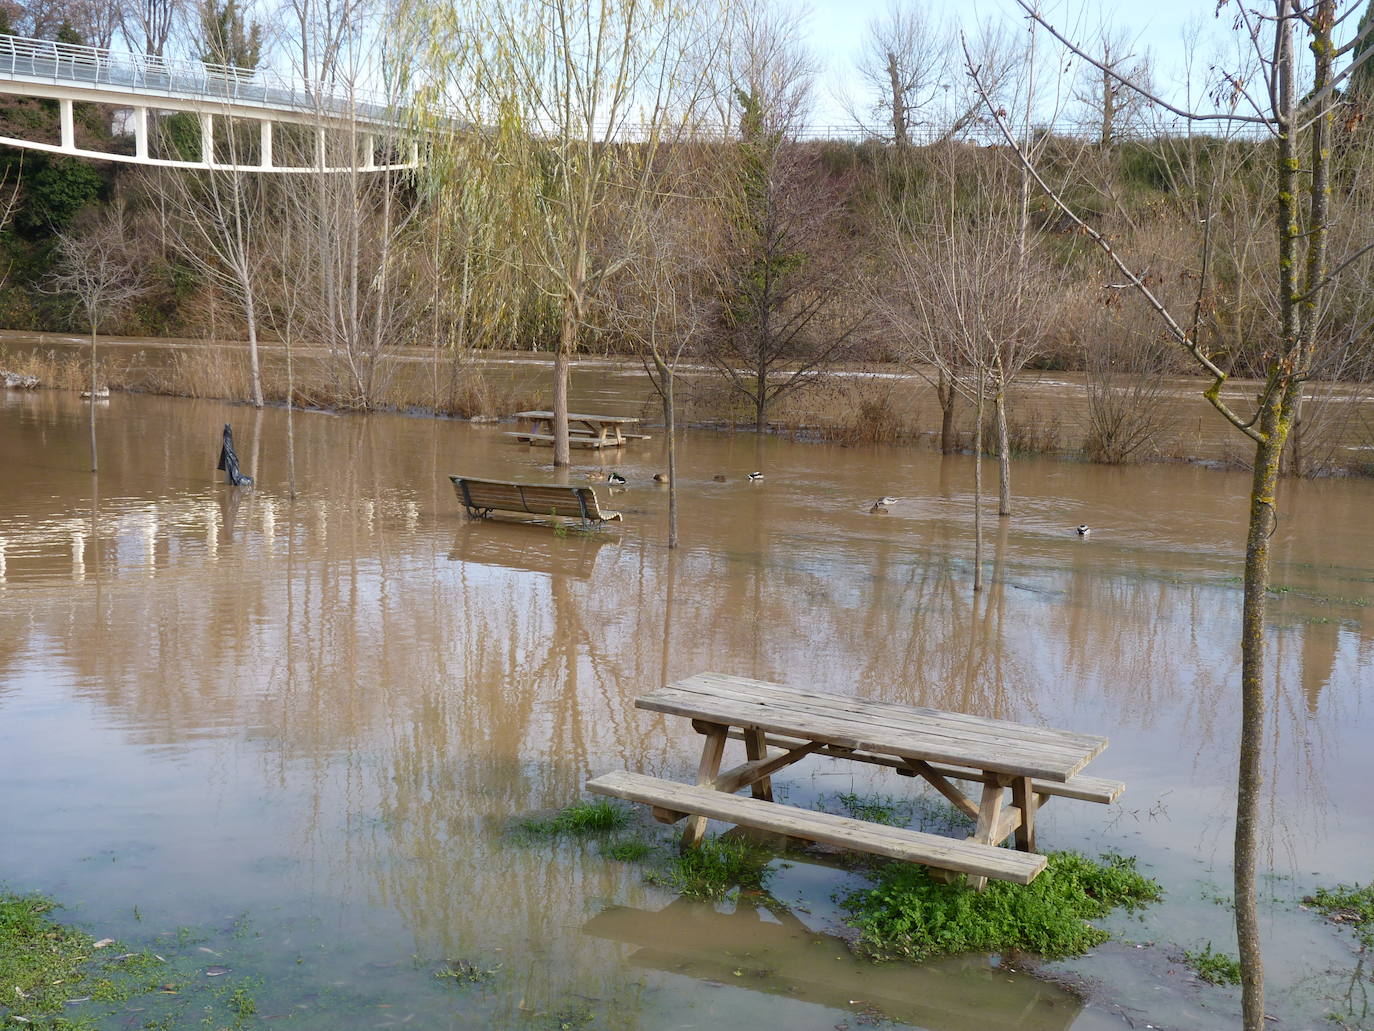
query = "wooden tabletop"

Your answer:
(512, 410), (641, 424)
(636, 672), (1106, 783)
